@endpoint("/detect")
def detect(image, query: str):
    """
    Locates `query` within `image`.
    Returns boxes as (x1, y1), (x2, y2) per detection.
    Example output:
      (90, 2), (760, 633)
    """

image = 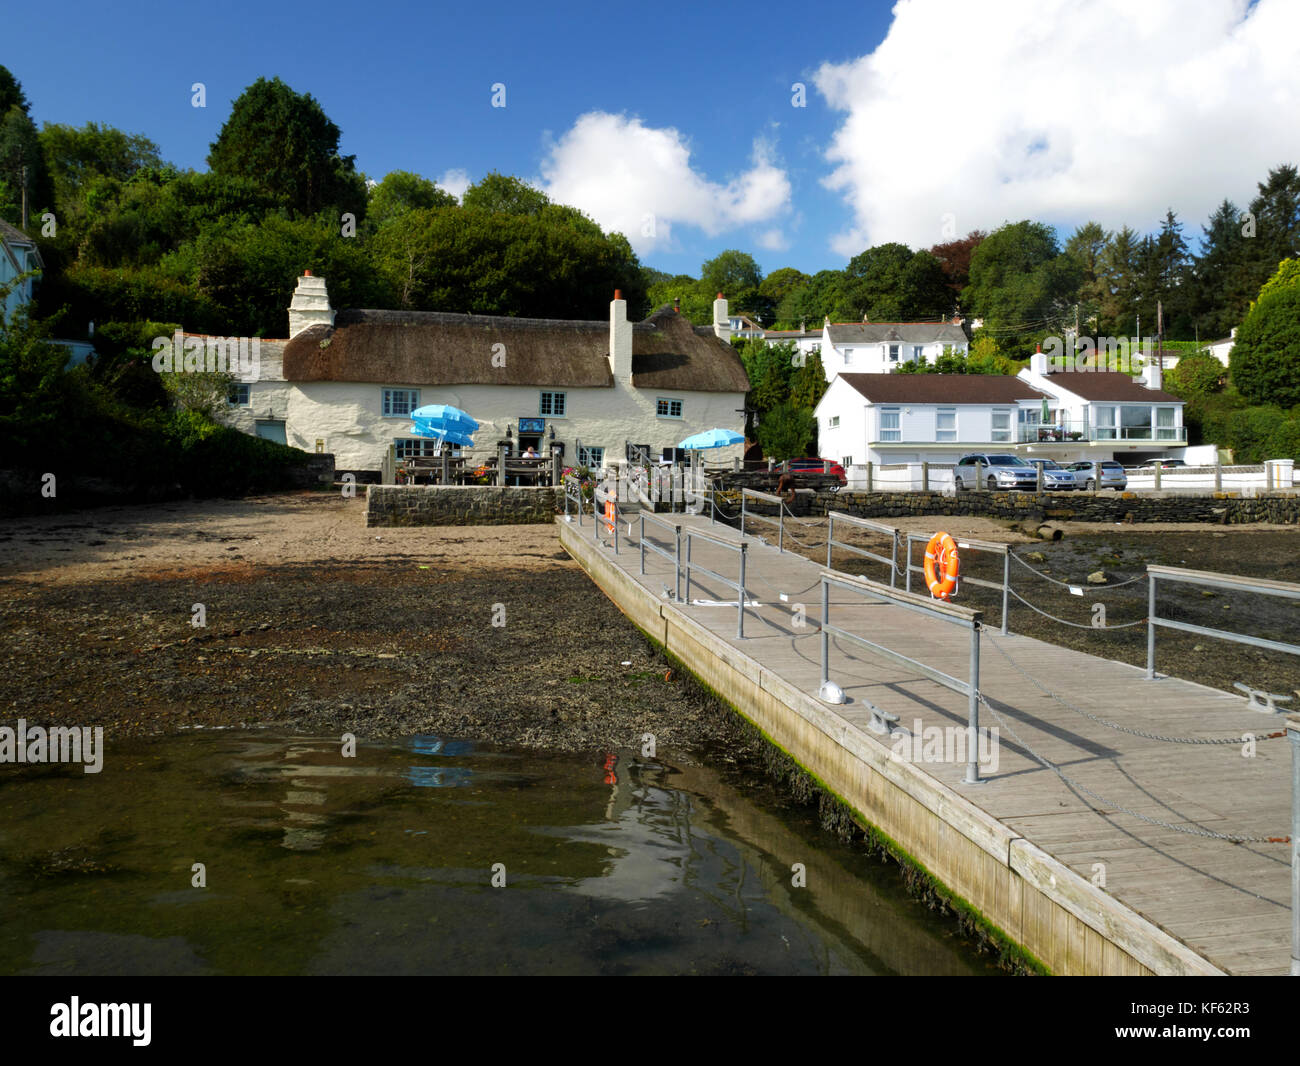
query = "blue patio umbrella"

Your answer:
(408, 422), (476, 448)
(409, 404), (479, 450)
(678, 428), (744, 451)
